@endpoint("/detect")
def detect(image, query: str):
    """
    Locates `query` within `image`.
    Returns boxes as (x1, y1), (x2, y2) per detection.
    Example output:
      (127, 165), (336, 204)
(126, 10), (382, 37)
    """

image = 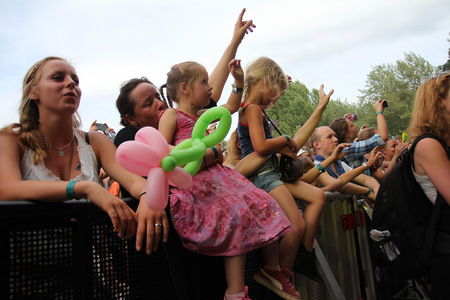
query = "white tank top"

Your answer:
(412, 166), (437, 204)
(20, 130), (100, 183)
